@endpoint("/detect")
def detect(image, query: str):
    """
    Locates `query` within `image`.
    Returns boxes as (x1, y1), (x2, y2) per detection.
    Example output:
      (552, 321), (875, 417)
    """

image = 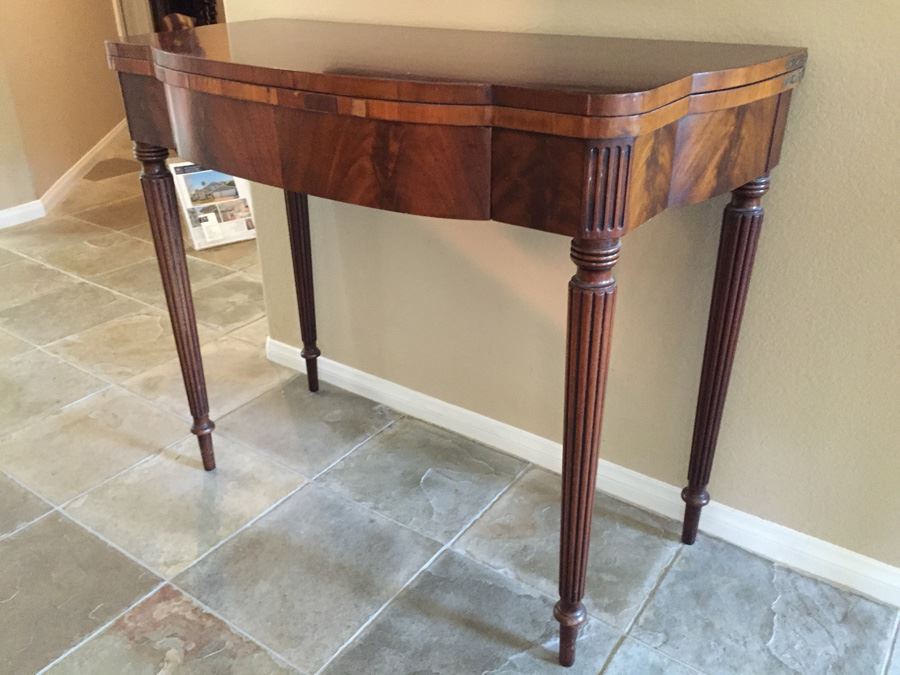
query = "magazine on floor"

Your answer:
(170, 161), (256, 250)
